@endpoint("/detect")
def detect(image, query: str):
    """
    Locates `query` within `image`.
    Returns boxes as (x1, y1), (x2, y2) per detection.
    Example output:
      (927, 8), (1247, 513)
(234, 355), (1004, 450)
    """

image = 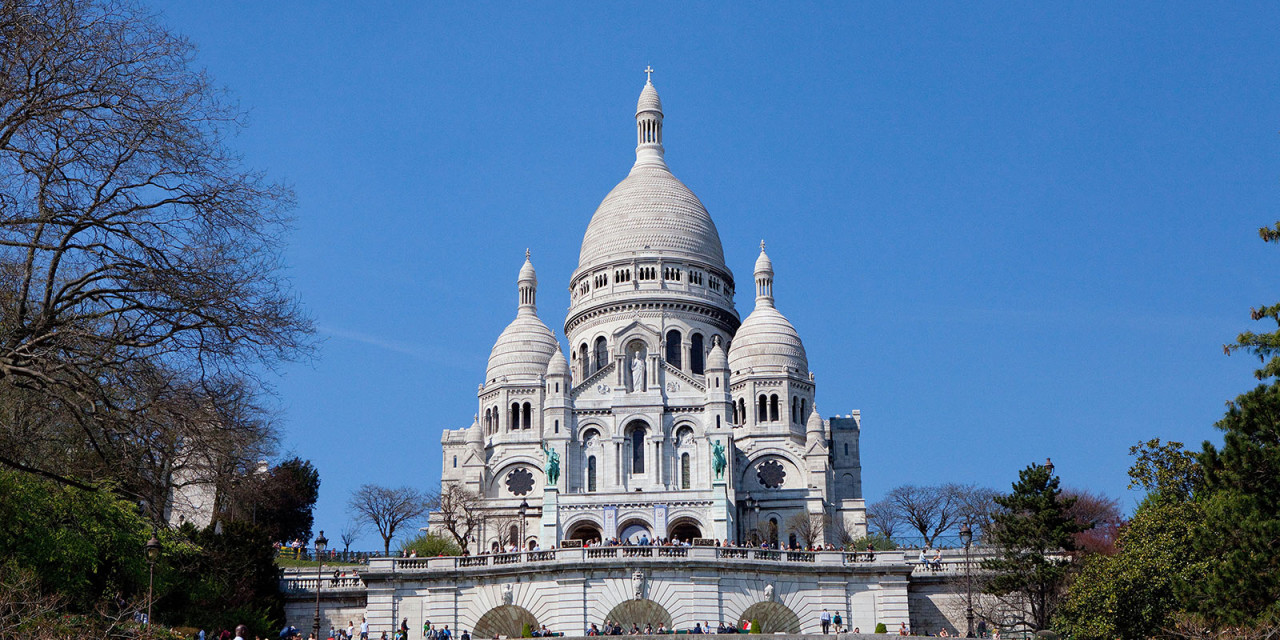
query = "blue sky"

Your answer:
(157, 2), (1280, 549)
